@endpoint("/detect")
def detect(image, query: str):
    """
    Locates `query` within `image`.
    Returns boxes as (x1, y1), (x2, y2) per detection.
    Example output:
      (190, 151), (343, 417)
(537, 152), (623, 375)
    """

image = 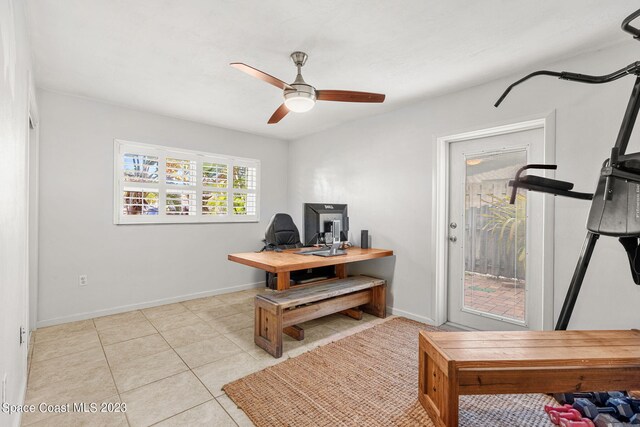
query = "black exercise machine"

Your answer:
(495, 8), (640, 330)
